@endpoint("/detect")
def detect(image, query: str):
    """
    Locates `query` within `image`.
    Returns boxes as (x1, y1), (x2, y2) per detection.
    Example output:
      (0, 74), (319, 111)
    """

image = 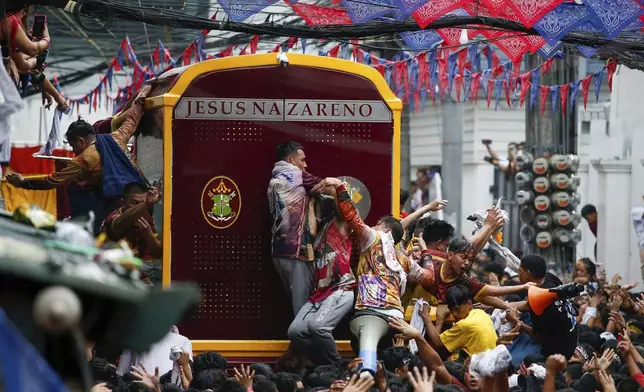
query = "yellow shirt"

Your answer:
(439, 309), (497, 356)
